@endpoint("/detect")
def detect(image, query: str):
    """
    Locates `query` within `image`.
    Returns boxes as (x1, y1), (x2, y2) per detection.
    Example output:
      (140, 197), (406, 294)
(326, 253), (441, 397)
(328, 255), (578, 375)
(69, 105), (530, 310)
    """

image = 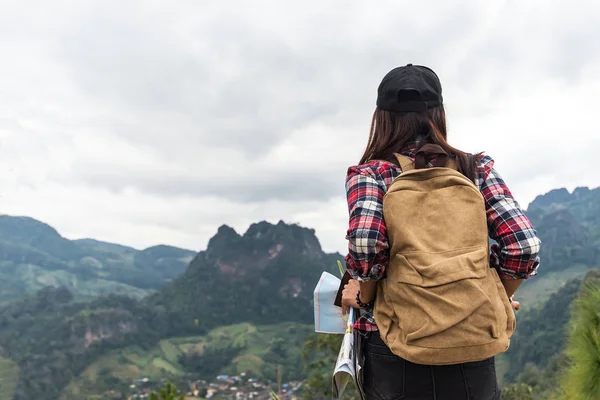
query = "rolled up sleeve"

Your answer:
(344, 167), (390, 282)
(479, 156), (541, 280)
